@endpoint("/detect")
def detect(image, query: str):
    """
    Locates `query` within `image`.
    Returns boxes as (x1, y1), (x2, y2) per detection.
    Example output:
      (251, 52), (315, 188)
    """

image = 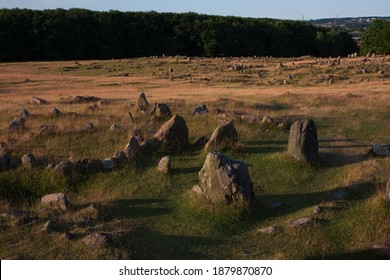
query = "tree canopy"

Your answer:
(0, 8), (358, 61)
(361, 19), (390, 55)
